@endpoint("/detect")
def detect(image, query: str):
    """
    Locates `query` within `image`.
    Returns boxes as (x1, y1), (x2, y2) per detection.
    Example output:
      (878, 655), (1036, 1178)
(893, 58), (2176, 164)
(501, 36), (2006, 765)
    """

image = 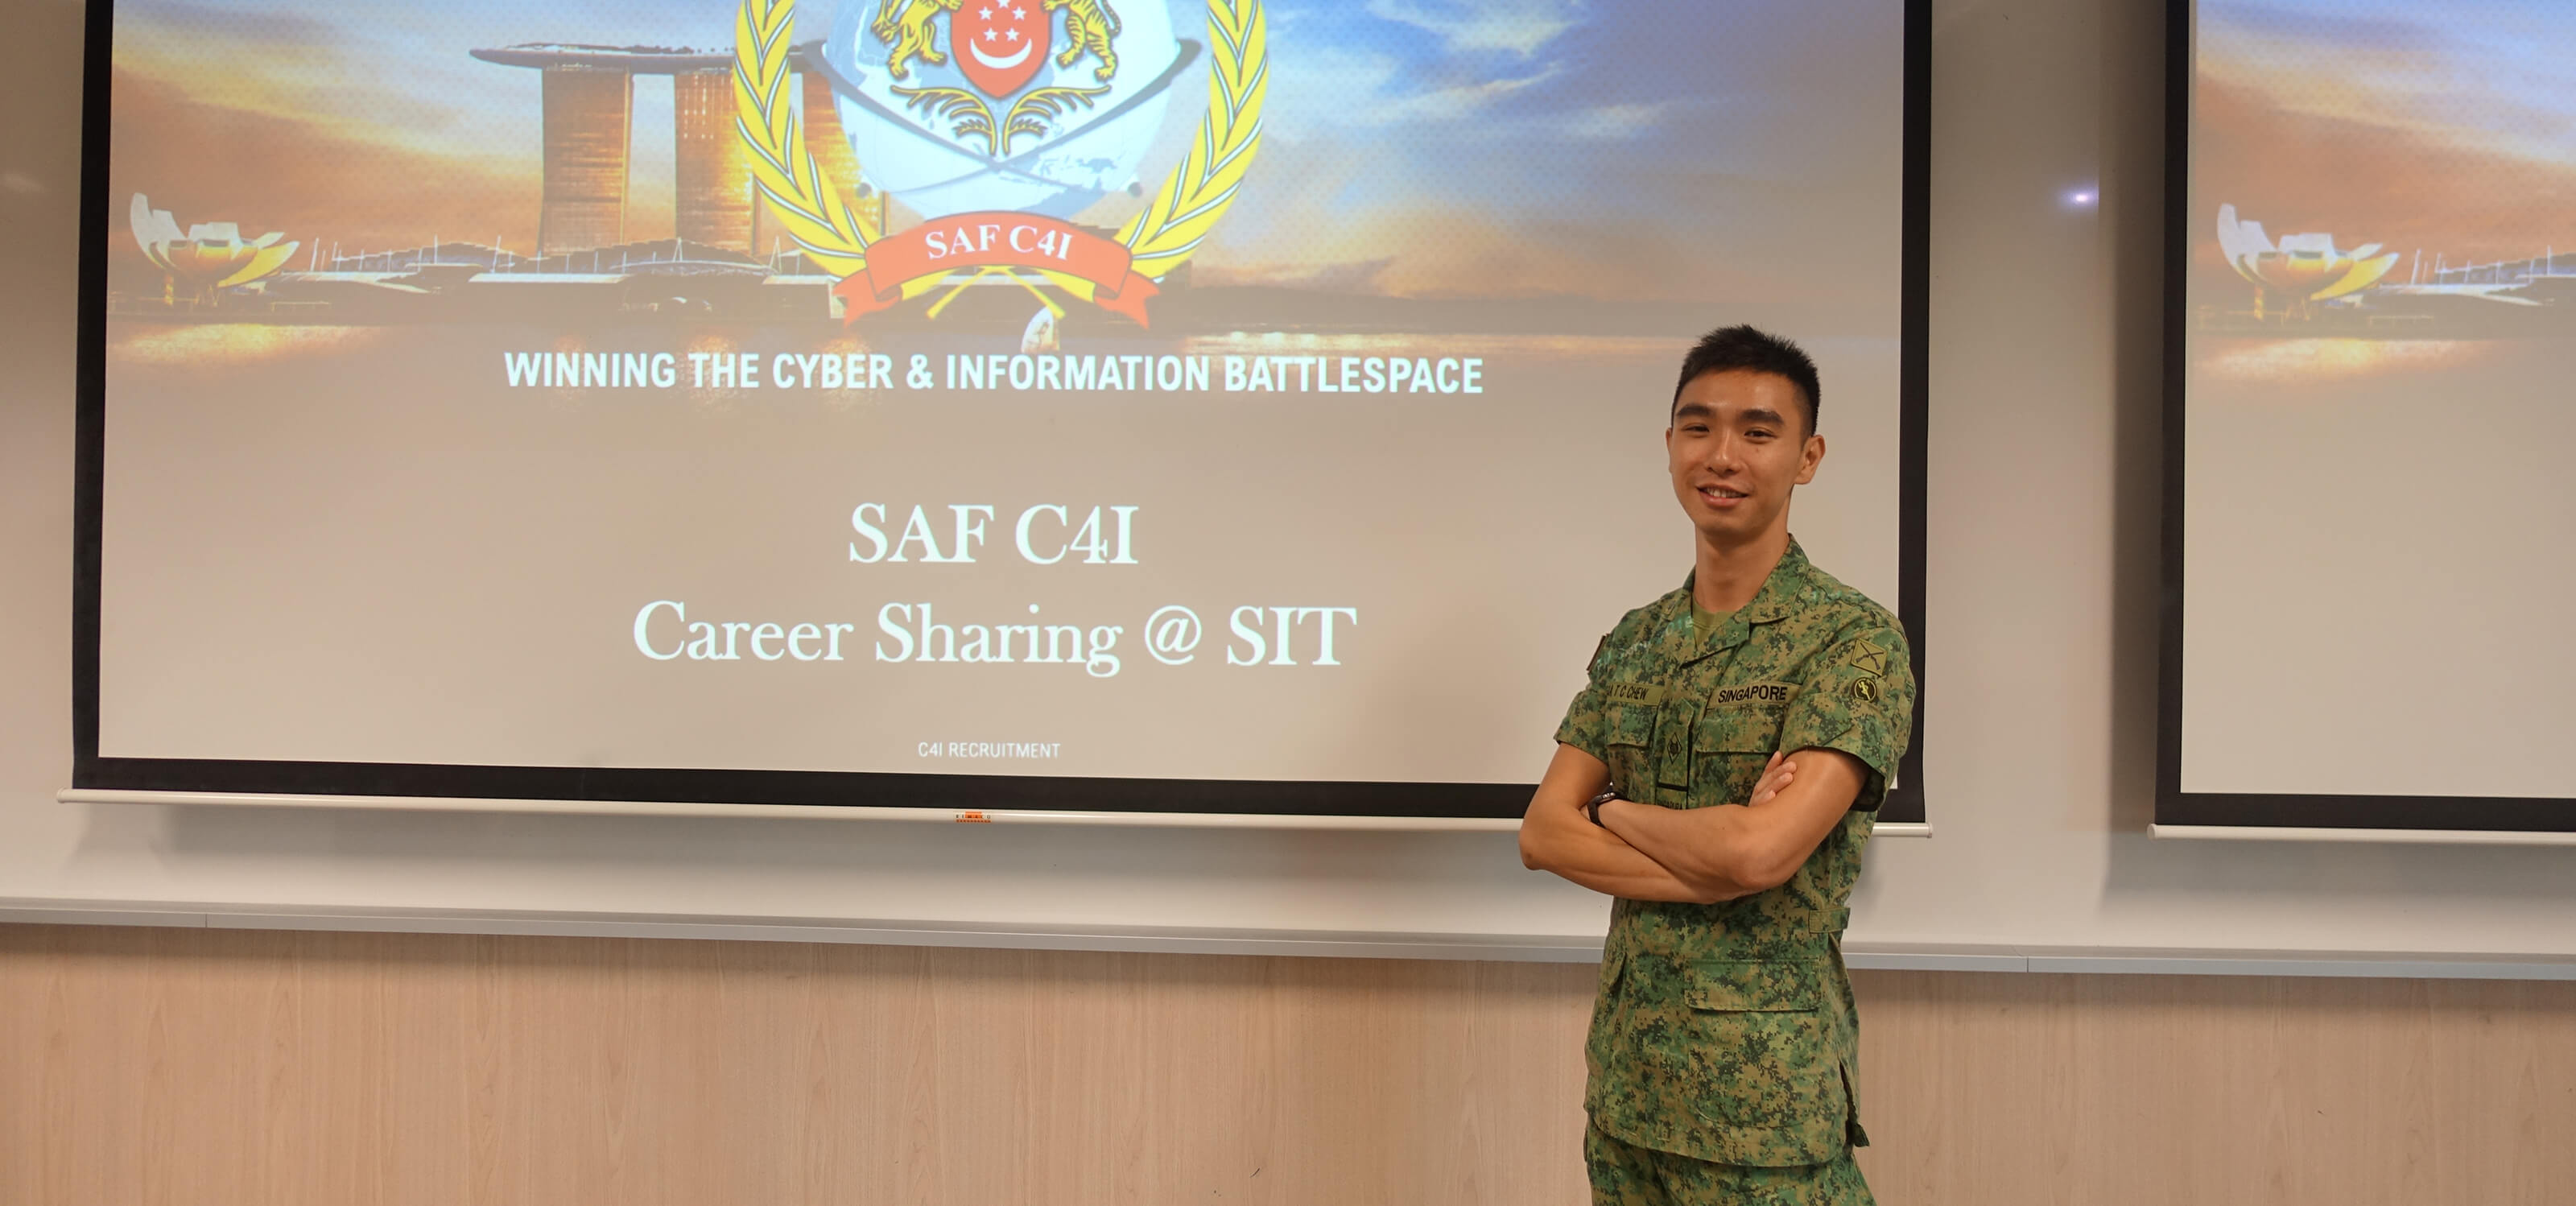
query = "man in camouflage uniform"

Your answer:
(1520, 325), (1916, 1206)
